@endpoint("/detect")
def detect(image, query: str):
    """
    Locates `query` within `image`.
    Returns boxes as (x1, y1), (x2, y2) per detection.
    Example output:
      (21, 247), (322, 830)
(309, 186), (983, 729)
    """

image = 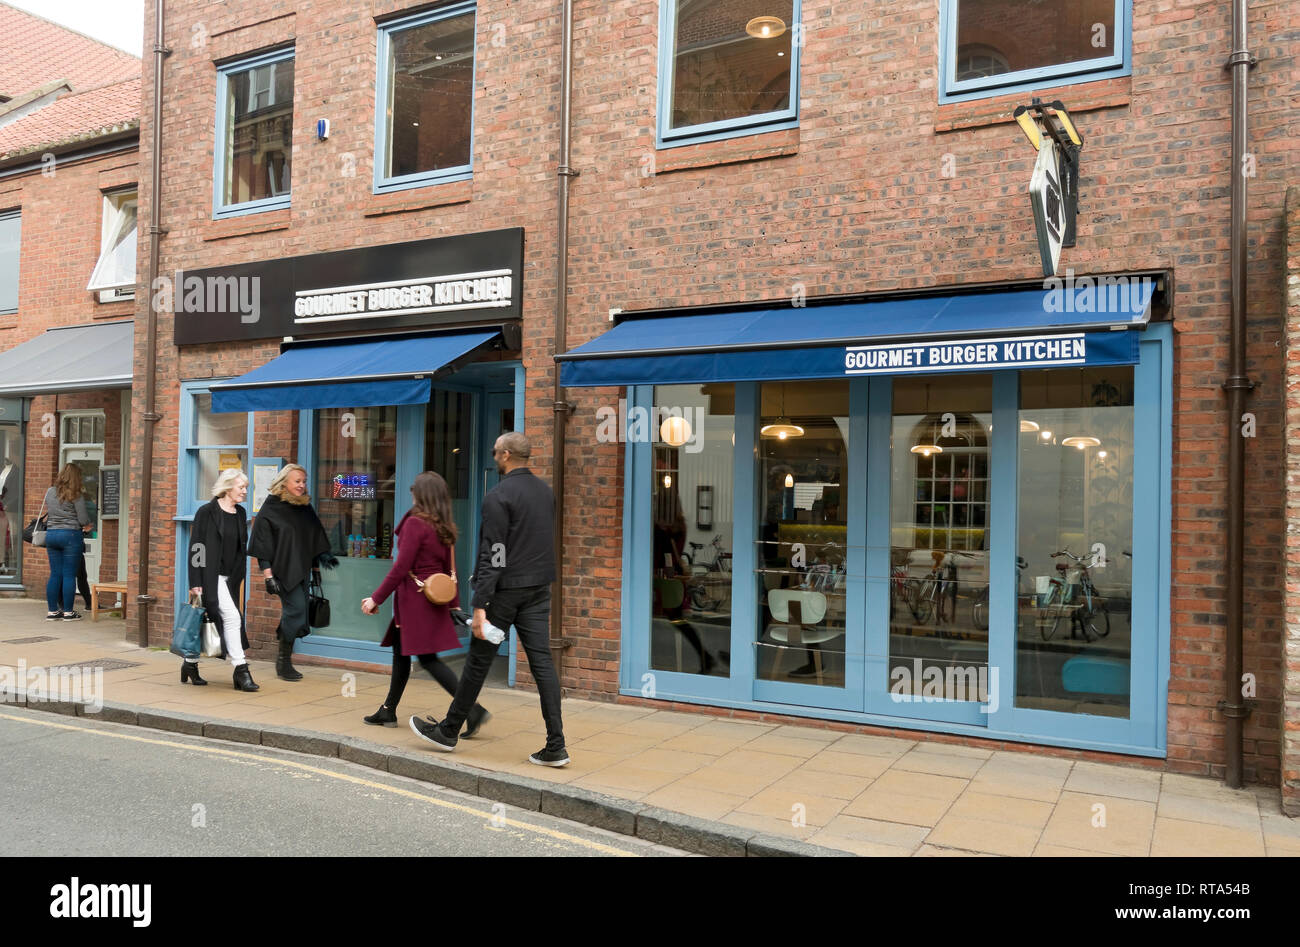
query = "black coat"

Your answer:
(470, 467), (556, 609)
(247, 493), (330, 592)
(187, 498), (248, 656)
